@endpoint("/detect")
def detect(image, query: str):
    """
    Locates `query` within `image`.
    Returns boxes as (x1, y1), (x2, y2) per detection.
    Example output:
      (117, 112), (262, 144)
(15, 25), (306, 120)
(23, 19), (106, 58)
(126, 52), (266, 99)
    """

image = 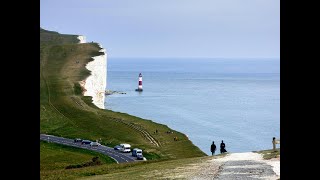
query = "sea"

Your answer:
(104, 58), (280, 155)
